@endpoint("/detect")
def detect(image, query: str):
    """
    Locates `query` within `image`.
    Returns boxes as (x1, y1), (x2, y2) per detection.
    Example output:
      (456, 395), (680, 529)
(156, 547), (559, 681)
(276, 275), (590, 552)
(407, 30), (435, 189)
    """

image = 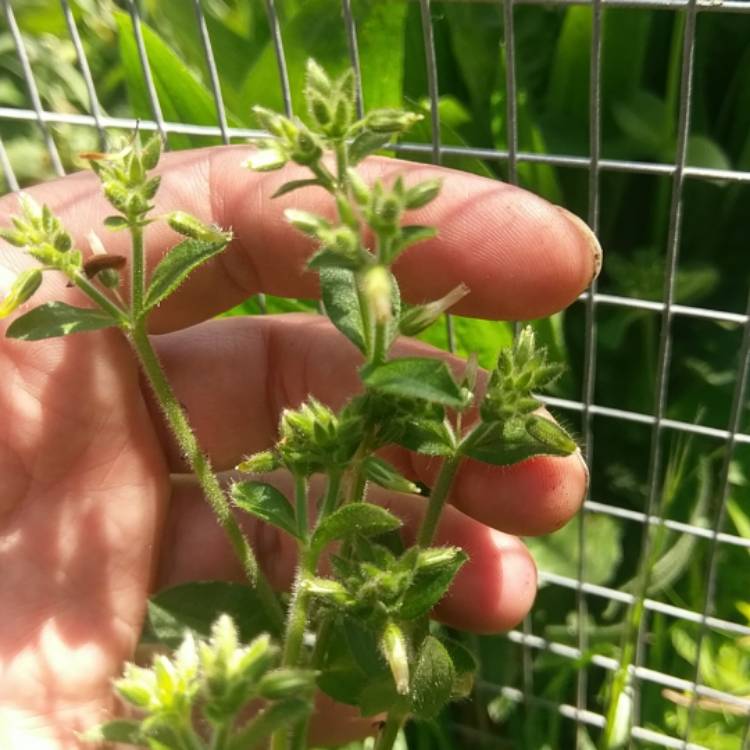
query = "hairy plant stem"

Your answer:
(129, 323), (284, 633)
(72, 272), (129, 325)
(130, 222), (145, 315)
(374, 712), (405, 750)
(417, 453), (462, 547)
(209, 723), (230, 750)
(318, 469), (343, 523)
